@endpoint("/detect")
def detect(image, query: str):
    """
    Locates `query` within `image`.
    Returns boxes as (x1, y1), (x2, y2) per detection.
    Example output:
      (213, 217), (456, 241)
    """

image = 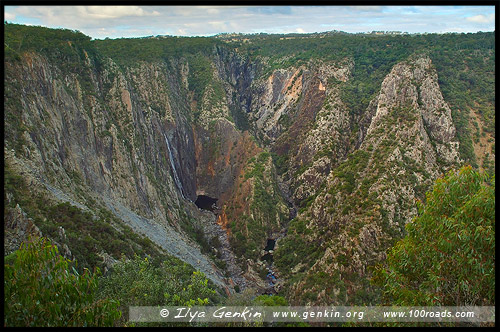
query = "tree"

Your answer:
(97, 254), (218, 325)
(4, 237), (121, 327)
(373, 166), (495, 306)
